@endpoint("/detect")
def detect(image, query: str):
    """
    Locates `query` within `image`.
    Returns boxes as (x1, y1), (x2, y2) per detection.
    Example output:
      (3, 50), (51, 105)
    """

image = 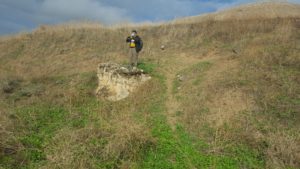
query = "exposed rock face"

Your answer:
(96, 63), (151, 101)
